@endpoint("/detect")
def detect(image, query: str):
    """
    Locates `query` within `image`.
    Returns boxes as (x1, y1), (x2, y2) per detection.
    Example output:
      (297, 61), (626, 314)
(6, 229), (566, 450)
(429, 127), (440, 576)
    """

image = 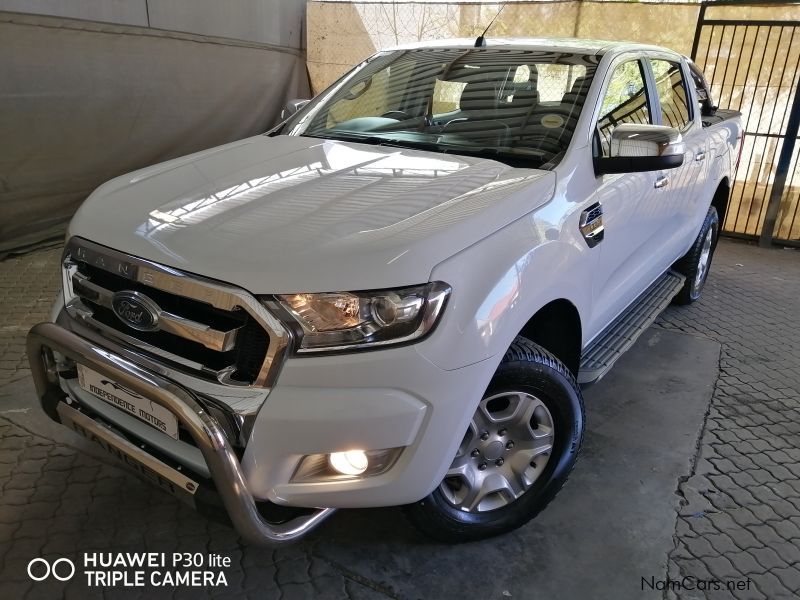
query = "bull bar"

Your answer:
(26, 321), (335, 546)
